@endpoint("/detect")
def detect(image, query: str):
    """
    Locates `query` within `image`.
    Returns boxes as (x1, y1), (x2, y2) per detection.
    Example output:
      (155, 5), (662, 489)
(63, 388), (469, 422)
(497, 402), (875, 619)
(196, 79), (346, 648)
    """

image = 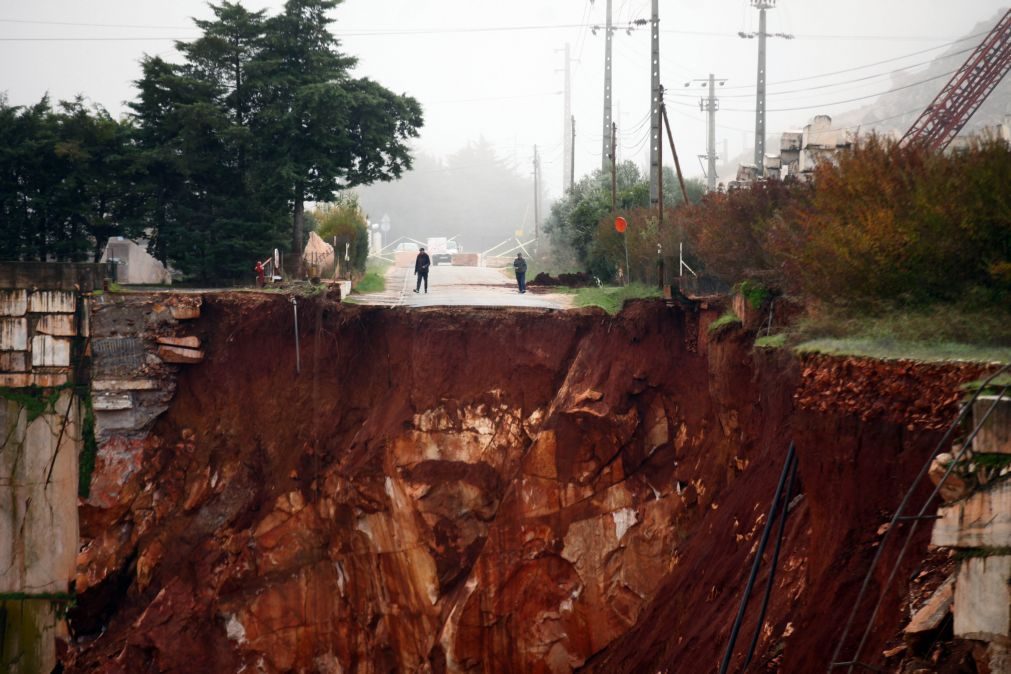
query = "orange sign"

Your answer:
(615, 216), (628, 233)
